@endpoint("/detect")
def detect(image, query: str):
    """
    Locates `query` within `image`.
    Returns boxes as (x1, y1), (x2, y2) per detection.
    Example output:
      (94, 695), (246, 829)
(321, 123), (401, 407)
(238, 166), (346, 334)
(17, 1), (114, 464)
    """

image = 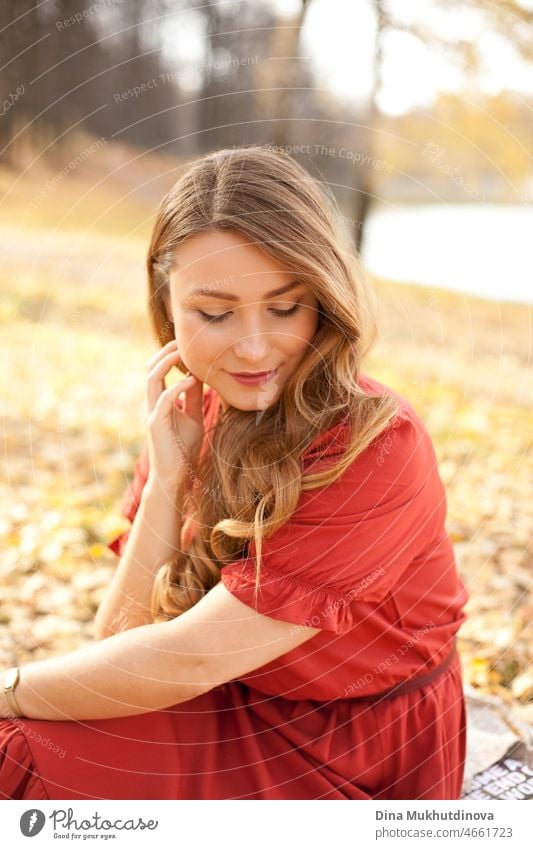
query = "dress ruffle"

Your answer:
(221, 560), (356, 635)
(0, 719), (49, 800)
